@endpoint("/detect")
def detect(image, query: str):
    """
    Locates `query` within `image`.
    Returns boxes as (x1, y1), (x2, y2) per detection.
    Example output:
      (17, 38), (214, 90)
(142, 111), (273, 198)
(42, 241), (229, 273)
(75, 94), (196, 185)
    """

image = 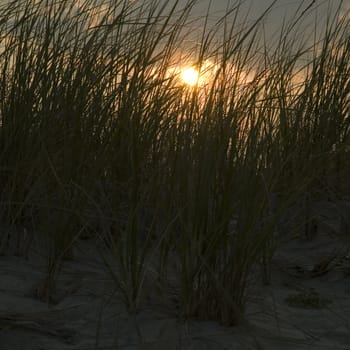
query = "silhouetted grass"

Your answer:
(0, 0), (349, 325)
